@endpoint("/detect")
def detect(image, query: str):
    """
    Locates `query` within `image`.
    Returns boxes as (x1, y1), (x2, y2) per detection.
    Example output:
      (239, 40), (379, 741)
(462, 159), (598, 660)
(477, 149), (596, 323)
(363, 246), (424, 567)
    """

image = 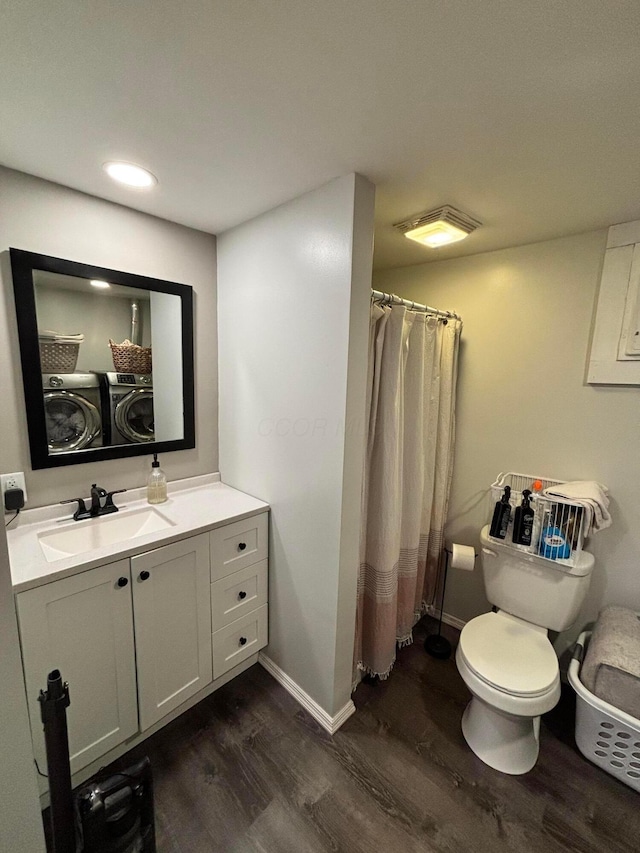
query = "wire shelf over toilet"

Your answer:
(488, 472), (586, 568)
